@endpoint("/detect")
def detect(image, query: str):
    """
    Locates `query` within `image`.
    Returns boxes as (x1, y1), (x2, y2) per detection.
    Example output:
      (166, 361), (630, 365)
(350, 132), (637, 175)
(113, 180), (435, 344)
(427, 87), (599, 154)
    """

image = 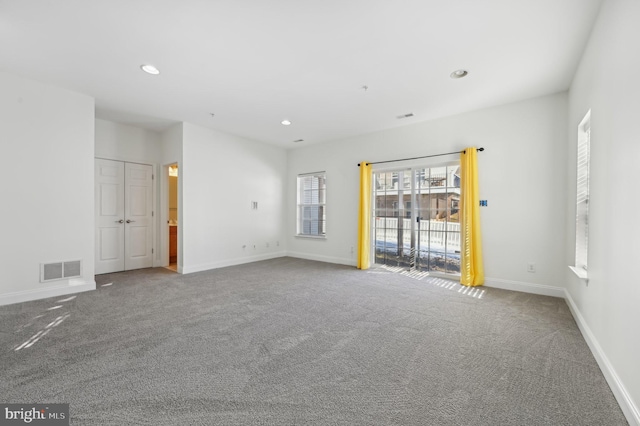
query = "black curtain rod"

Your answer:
(357, 147), (484, 167)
